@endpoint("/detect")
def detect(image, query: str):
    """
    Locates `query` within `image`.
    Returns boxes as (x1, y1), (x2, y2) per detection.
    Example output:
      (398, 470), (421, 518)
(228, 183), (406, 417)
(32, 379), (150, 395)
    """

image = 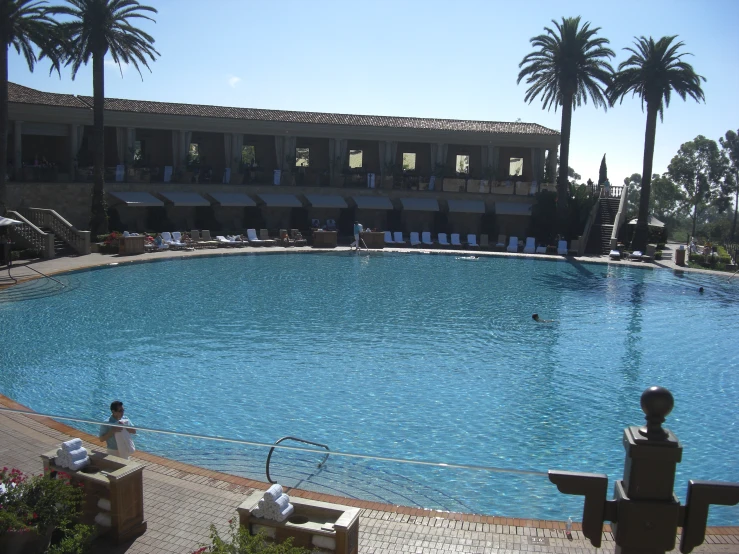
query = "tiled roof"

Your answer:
(8, 82), (89, 109)
(10, 82), (559, 136)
